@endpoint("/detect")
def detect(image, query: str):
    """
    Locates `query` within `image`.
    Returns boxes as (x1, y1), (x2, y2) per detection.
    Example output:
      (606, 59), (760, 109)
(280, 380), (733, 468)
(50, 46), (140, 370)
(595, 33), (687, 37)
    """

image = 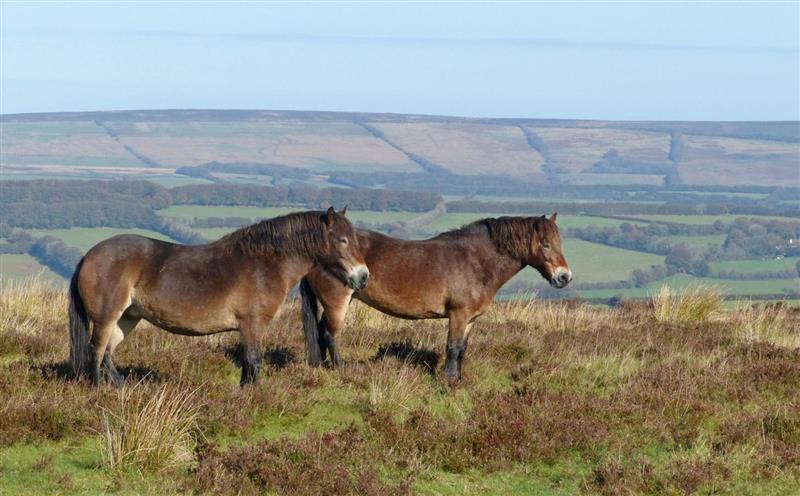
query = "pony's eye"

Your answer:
(339, 237), (348, 244)
(542, 243), (551, 250)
